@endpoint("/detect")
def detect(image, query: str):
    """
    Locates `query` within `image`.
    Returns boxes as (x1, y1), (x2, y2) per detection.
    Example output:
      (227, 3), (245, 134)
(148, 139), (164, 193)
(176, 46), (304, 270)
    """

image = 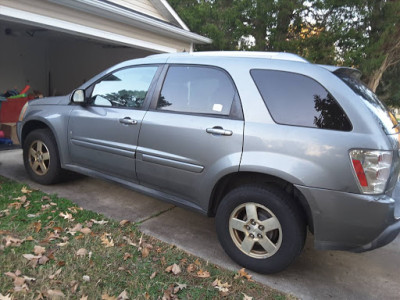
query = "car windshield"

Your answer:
(336, 73), (398, 135)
